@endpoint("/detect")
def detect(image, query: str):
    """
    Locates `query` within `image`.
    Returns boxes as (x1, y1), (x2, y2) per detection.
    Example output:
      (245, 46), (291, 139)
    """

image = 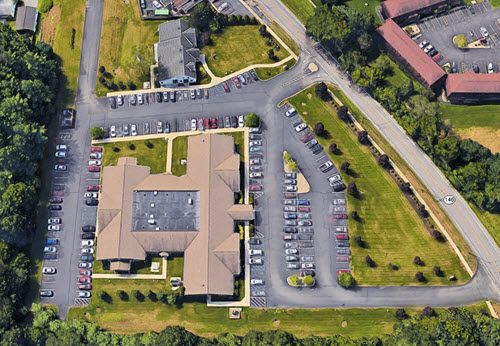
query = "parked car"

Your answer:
(250, 158), (262, 165)
(336, 234), (349, 240)
(285, 255), (298, 262)
(47, 225), (60, 231)
(284, 213), (297, 219)
(88, 160), (101, 166)
(488, 63), (494, 74)
(82, 225), (96, 232)
(337, 270), (351, 275)
(423, 44), (433, 53)
(84, 192), (98, 199)
(81, 240), (94, 247)
(473, 64), (479, 73)
(250, 278), (264, 285)
(427, 48), (438, 57)
(249, 238), (262, 245)
(81, 255), (93, 261)
(298, 220), (312, 226)
(204, 89), (209, 99)
(79, 262), (93, 268)
(306, 139), (318, 149)
(297, 199), (309, 205)
(249, 140), (262, 146)
(249, 172), (263, 178)
(81, 248), (94, 254)
(334, 214), (348, 219)
(284, 242), (298, 248)
(337, 256), (350, 262)
(298, 206), (310, 212)
(49, 205), (61, 211)
(319, 161), (333, 172)
(81, 233), (95, 239)
(284, 199), (296, 205)
(335, 226), (348, 233)
(78, 276), (92, 283)
(286, 185), (297, 192)
(301, 134), (313, 143)
(46, 239), (59, 245)
(44, 246), (57, 253)
(300, 270), (315, 277)
(283, 227), (298, 233)
(284, 179), (296, 185)
(249, 249), (263, 256)
(284, 234), (299, 240)
(238, 115), (245, 127)
(337, 240), (350, 247)
(298, 213), (311, 219)
(221, 81), (230, 92)
(40, 290), (54, 297)
(54, 165), (66, 171)
(48, 218), (60, 224)
(284, 193), (296, 199)
(285, 220), (298, 226)
(287, 263), (300, 269)
(250, 147), (261, 152)
(56, 144), (67, 151)
(232, 76), (241, 88)
(78, 291), (91, 298)
(123, 124), (130, 136)
(137, 93), (144, 105)
(418, 40), (428, 48)
(250, 69), (259, 81)
(42, 267), (56, 274)
(55, 151), (67, 158)
(480, 26), (489, 37)
(78, 284), (92, 290)
(285, 107), (296, 117)
(332, 199), (345, 205)
(130, 94), (137, 105)
(49, 197), (62, 203)
(336, 248), (350, 255)
(249, 185), (262, 191)
(295, 123), (307, 132)
(283, 206), (297, 212)
(451, 61), (457, 73)
(89, 152), (102, 159)
(432, 54), (443, 63)
(249, 258), (263, 264)
(285, 248), (298, 255)
(248, 127), (261, 133)
(211, 118), (217, 129)
(301, 263), (315, 269)
(285, 173), (296, 179)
